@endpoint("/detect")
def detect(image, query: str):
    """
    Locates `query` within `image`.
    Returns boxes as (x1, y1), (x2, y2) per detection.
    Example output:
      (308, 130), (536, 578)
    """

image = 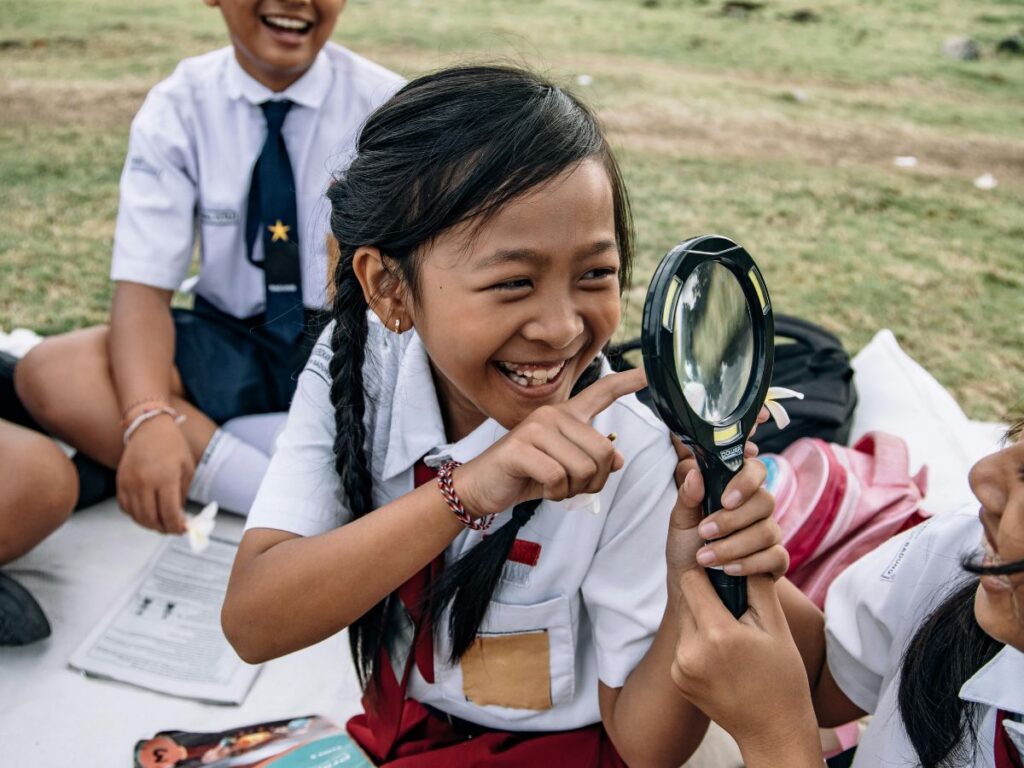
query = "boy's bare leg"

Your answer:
(0, 420), (78, 565)
(15, 326), (216, 468)
(15, 325), (217, 532)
